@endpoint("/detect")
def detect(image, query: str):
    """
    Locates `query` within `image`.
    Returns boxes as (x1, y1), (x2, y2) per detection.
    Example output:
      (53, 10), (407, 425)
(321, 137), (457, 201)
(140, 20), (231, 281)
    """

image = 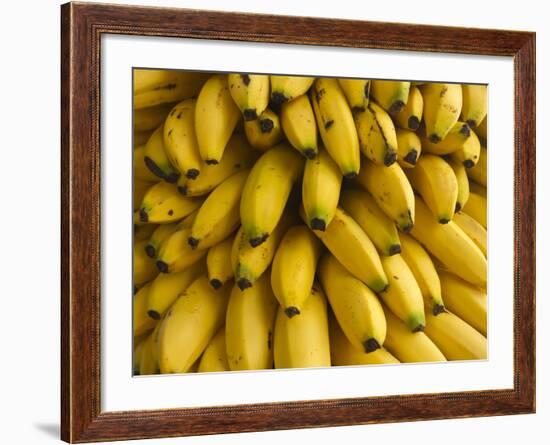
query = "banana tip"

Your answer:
(139, 208), (148, 223)
(177, 185), (188, 195)
(249, 233), (268, 248)
(188, 237), (200, 249)
(147, 310), (161, 320)
(408, 116), (420, 130)
(460, 123), (471, 137)
(428, 134), (441, 144)
(156, 260), (169, 273)
(384, 151), (397, 166)
(466, 119), (477, 129)
(454, 202), (462, 213)
(205, 159), (219, 166)
(303, 148), (317, 159)
(463, 159), (475, 168)
(403, 149), (418, 166)
(186, 169), (200, 180)
(270, 92), (288, 107)
(243, 109), (258, 121)
(310, 218), (326, 231)
(412, 324), (425, 333)
(388, 244), (402, 256)
(364, 338), (381, 353)
(433, 304), (446, 316)
(144, 244), (156, 258)
(284, 306), (300, 318)
(237, 278), (252, 290)
(438, 217), (451, 224)
(210, 279), (223, 290)
(389, 100), (405, 115)
(259, 118), (274, 133)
